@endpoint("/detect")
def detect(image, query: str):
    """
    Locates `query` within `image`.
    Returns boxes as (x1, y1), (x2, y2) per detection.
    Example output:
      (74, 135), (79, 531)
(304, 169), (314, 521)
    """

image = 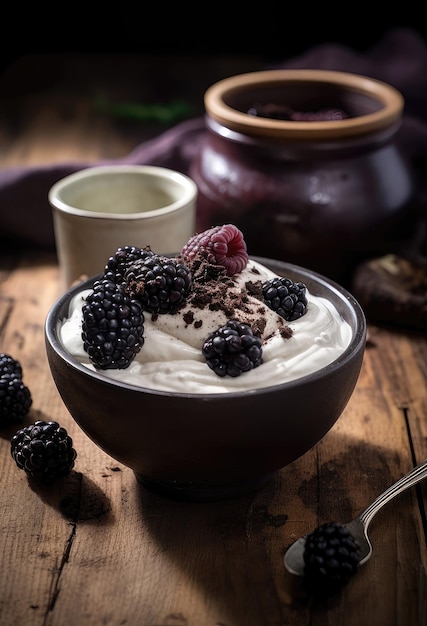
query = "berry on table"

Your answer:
(82, 277), (145, 370)
(180, 224), (249, 276)
(202, 320), (263, 377)
(262, 277), (308, 321)
(11, 420), (77, 484)
(0, 354), (32, 428)
(0, 353), (23, 378)
(303, 521), (360, 595)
